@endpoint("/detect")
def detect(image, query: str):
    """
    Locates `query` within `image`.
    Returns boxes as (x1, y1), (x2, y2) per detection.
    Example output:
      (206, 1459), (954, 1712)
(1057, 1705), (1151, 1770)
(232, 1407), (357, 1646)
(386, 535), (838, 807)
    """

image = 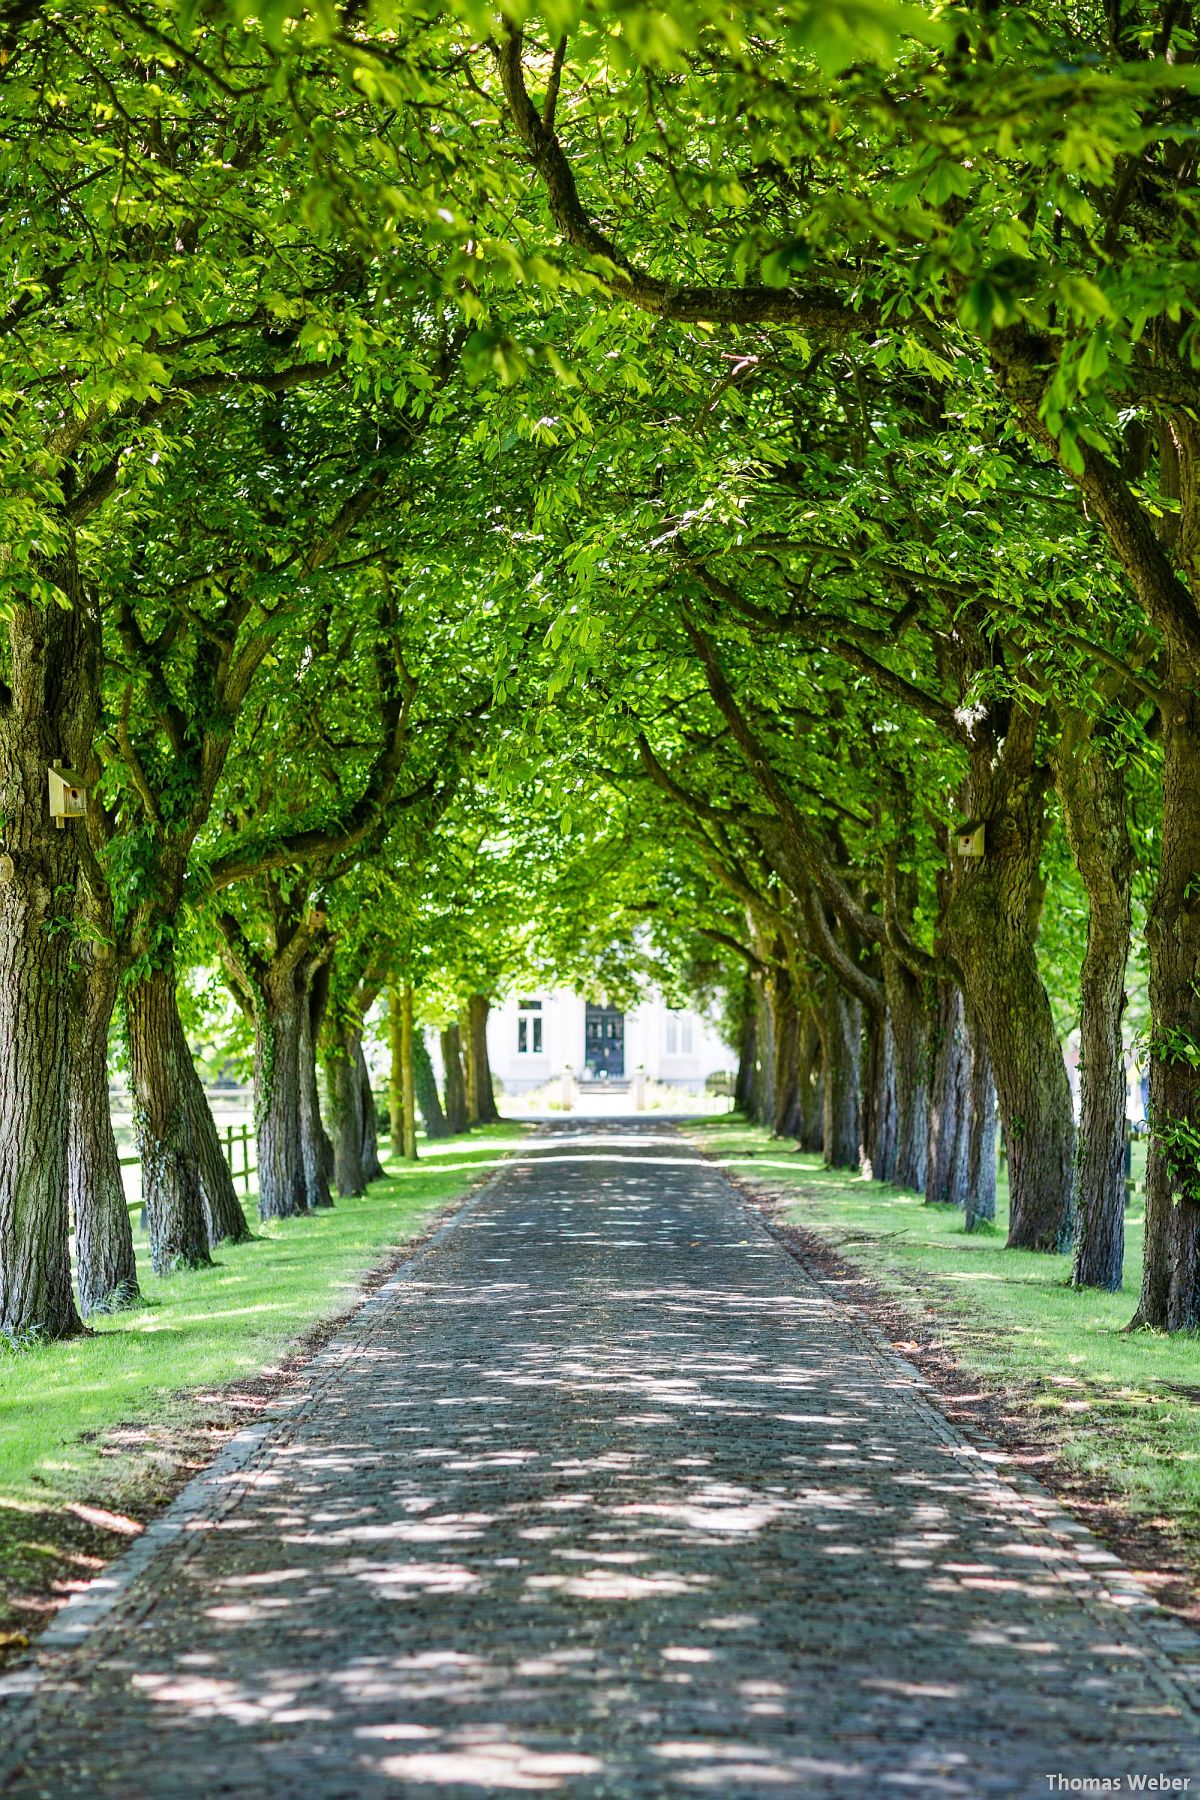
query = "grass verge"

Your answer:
(688, 1113), (1200, 1619)
(0, 1123), (524, 1659)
